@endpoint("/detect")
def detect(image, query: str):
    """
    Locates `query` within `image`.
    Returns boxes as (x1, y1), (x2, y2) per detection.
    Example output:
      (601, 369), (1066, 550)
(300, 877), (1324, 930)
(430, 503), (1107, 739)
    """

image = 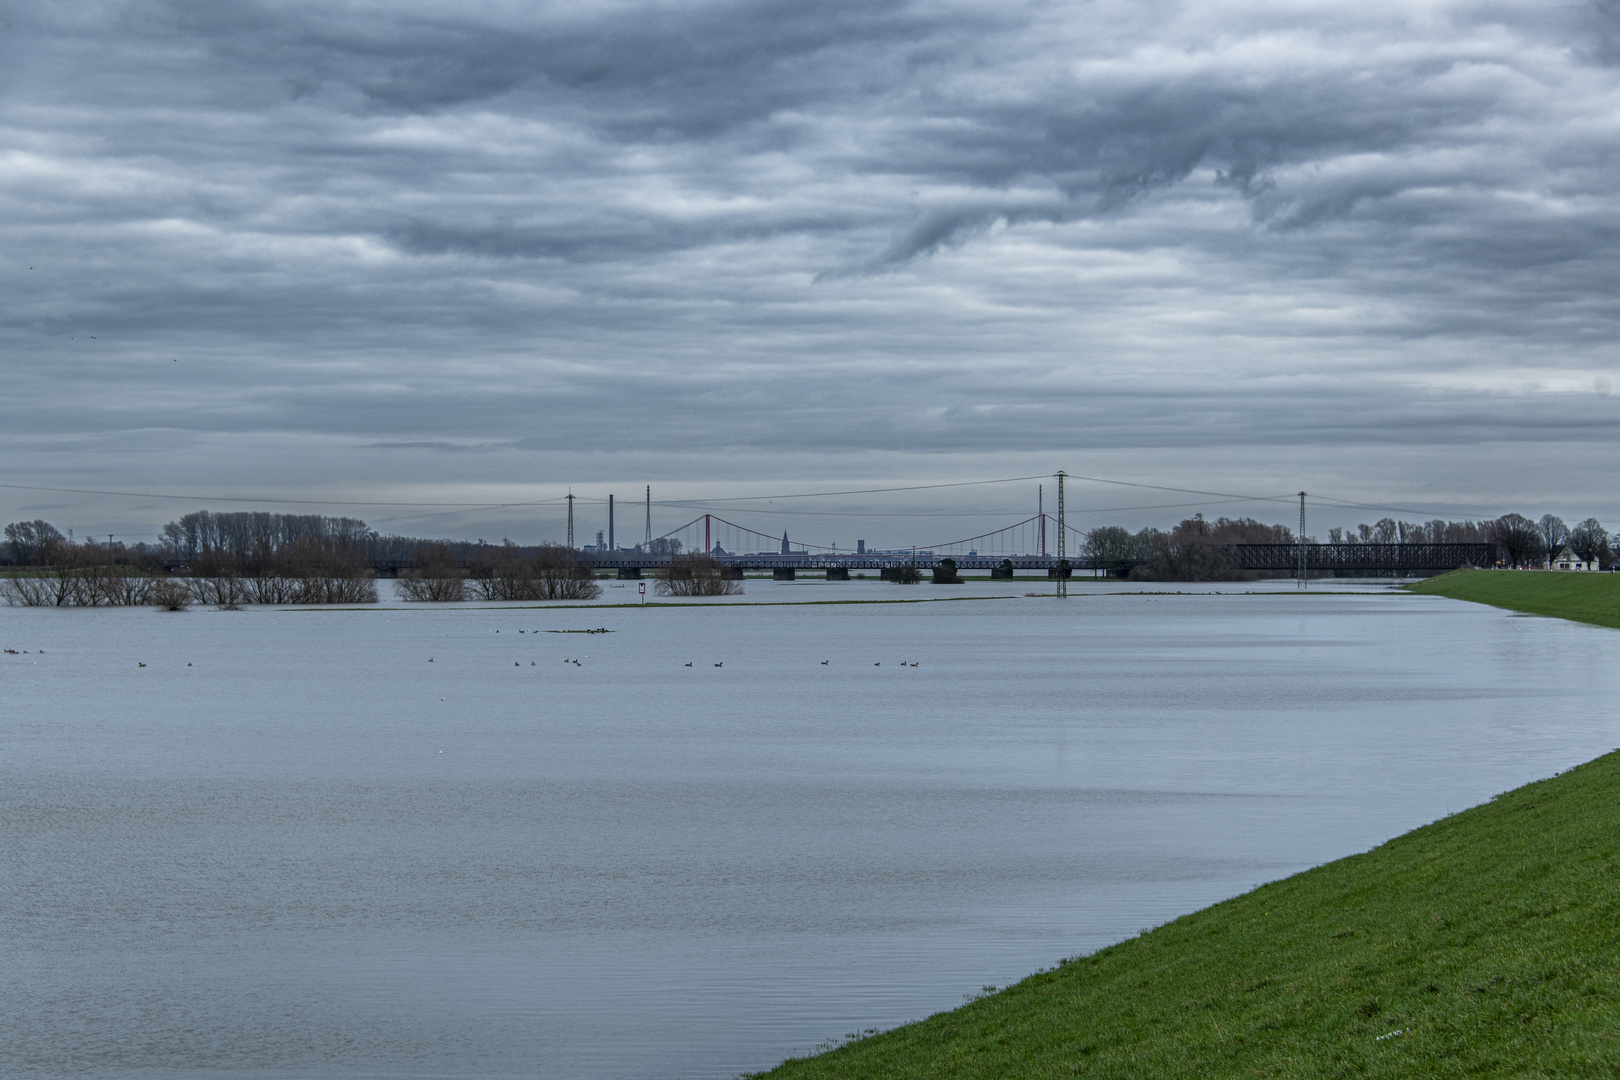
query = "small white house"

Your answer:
(1550, 546), (1598, 571)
